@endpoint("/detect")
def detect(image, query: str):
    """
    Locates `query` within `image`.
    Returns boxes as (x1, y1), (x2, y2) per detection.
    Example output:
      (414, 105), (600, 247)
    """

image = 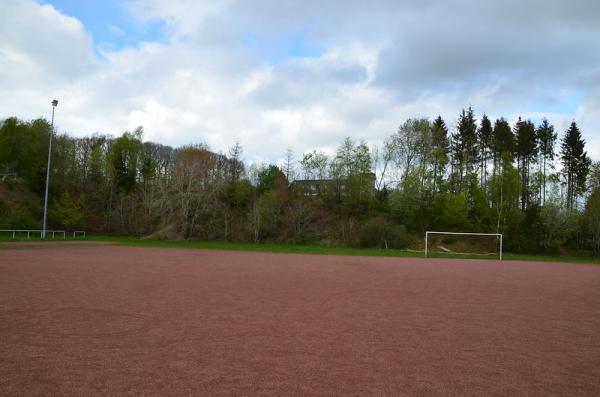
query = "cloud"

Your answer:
(373, 1), (600, 103)
(0, 1), (95, 88)
(1, 0), (599, 165)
